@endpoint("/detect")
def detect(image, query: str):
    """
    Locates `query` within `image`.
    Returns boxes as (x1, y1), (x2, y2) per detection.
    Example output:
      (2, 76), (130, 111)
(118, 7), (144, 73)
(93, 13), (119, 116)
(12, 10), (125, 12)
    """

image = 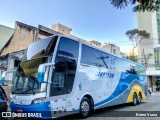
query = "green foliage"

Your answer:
(125, 28), (150, 48)
(154, 80), (160, 88)
(127, 55), (138, 62)
(110, 0), (160, 12)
